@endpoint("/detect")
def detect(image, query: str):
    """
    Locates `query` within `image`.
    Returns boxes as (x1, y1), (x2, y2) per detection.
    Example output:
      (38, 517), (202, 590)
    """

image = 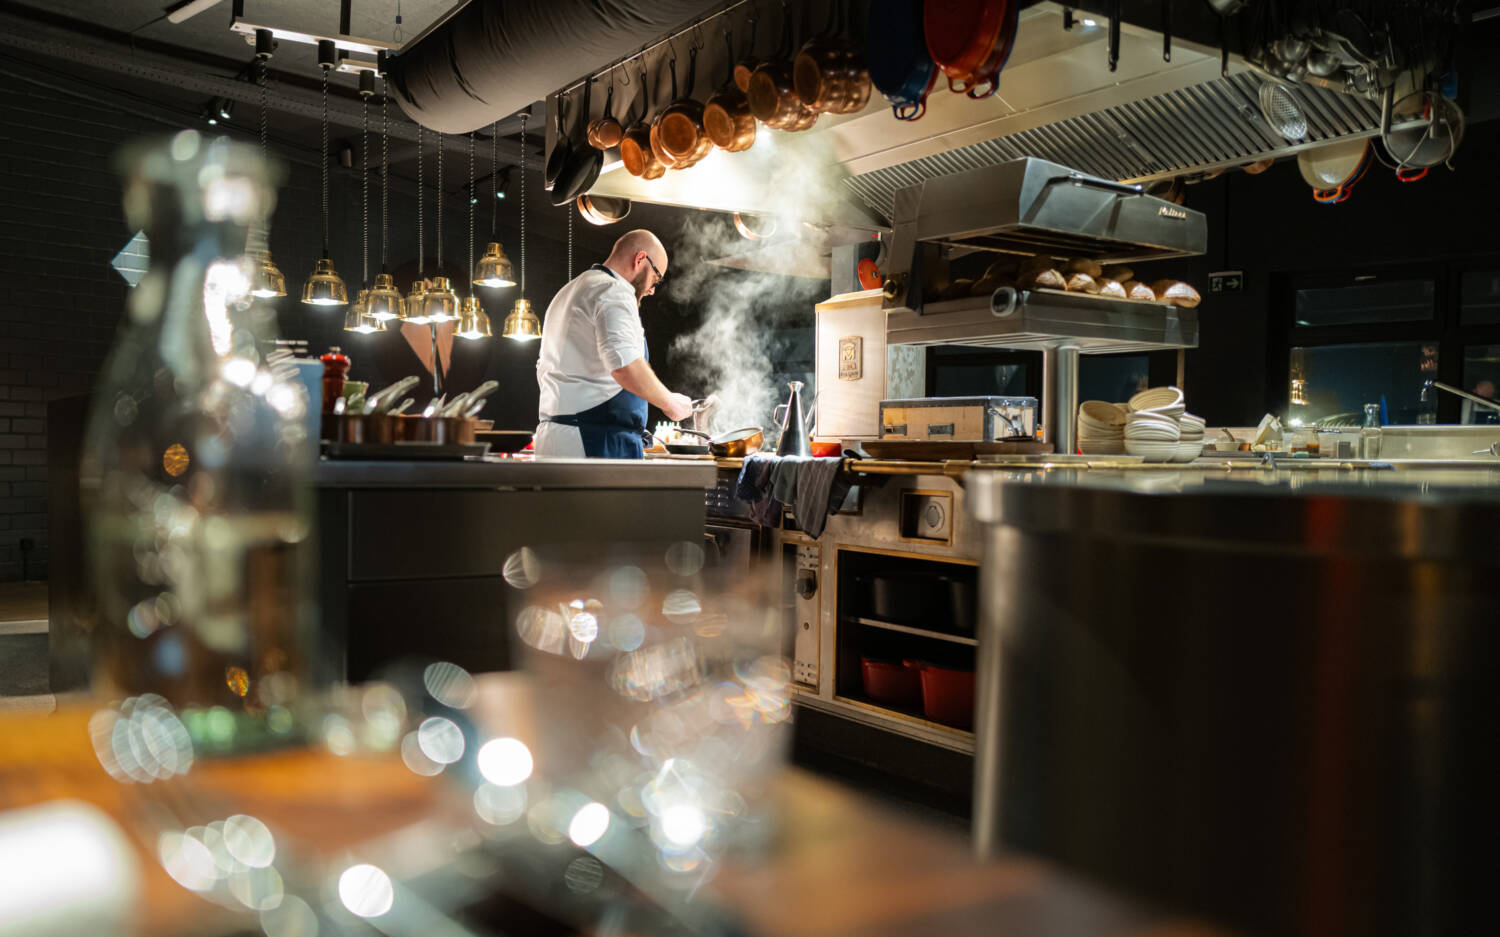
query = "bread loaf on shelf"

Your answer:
(1065, 272), (1101, 293)
(1122, 280), (1157, 301)
(1102, 264), (1134, 282)
(1150, 279), (1202, 308)
(1021, 267), (1067, 290)
(1098, 278), (1128, 298)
